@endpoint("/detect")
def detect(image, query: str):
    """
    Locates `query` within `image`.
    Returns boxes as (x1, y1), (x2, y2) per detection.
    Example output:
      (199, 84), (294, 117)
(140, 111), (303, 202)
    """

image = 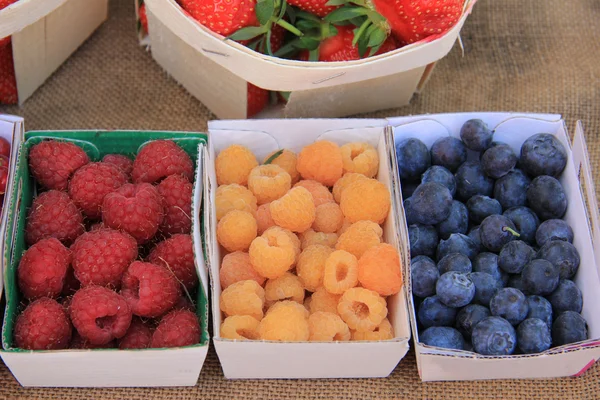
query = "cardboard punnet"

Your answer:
(388, 112), (600, 382)
(0, 130), (210, 388)
(0, 0), (108, 104)
(204, 118), (411, 379)
(139, 0), (476, 119)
